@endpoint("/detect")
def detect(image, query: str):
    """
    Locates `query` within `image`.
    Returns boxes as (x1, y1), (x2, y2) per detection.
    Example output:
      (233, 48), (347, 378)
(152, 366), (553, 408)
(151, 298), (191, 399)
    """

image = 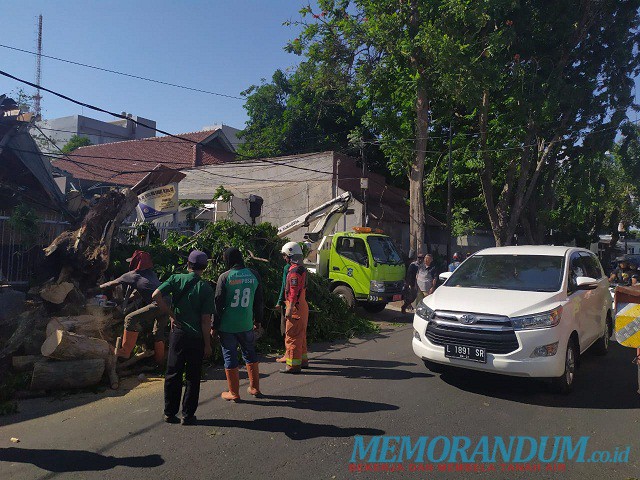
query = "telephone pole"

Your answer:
(34, 14), (43, 118)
